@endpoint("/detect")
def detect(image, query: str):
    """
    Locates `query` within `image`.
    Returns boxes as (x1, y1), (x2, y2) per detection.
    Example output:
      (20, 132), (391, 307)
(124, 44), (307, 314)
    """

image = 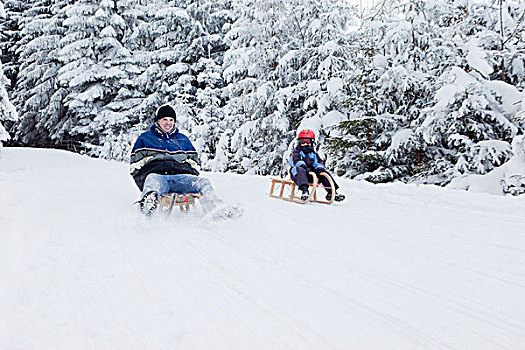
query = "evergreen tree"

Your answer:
(174, 0), (233, 169)
(410, 0), (523, 184)
(0, 0), (30, 92)
(415, 67), (518, 184)
(326, 0), (437, 182)
(51, 0), (139, 156)
(96, 0), (233, 162)
(0, 0), (18, 148)
(327, 0), (524, 185)
(2, 0), (524, 192)
(11, 0), (69, 148)
(221, 0), (356, 175)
